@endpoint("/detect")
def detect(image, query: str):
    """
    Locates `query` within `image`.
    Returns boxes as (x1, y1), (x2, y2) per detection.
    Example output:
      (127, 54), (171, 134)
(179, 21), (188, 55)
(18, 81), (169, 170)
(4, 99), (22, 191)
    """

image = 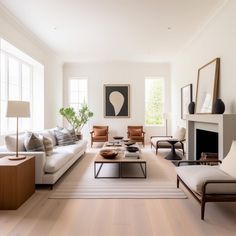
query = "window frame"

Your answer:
(68, 77), (88, 110)
(144, 77), (165, 127)
(0, 40), (37, 135)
